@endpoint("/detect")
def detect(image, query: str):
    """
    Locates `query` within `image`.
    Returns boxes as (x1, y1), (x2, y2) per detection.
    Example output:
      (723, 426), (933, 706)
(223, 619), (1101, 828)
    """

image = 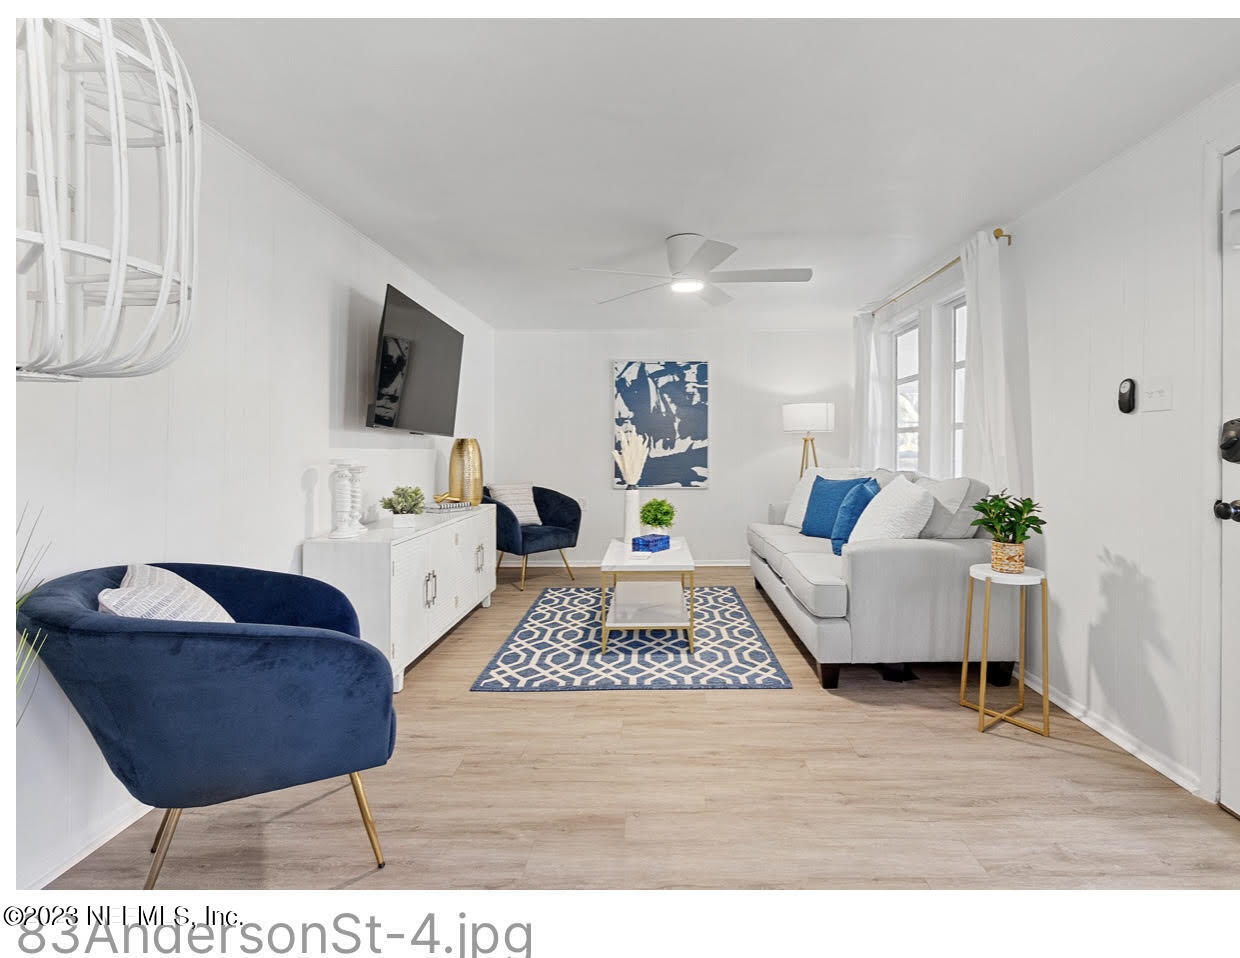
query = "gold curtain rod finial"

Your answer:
(993, 227), (1013, 246)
